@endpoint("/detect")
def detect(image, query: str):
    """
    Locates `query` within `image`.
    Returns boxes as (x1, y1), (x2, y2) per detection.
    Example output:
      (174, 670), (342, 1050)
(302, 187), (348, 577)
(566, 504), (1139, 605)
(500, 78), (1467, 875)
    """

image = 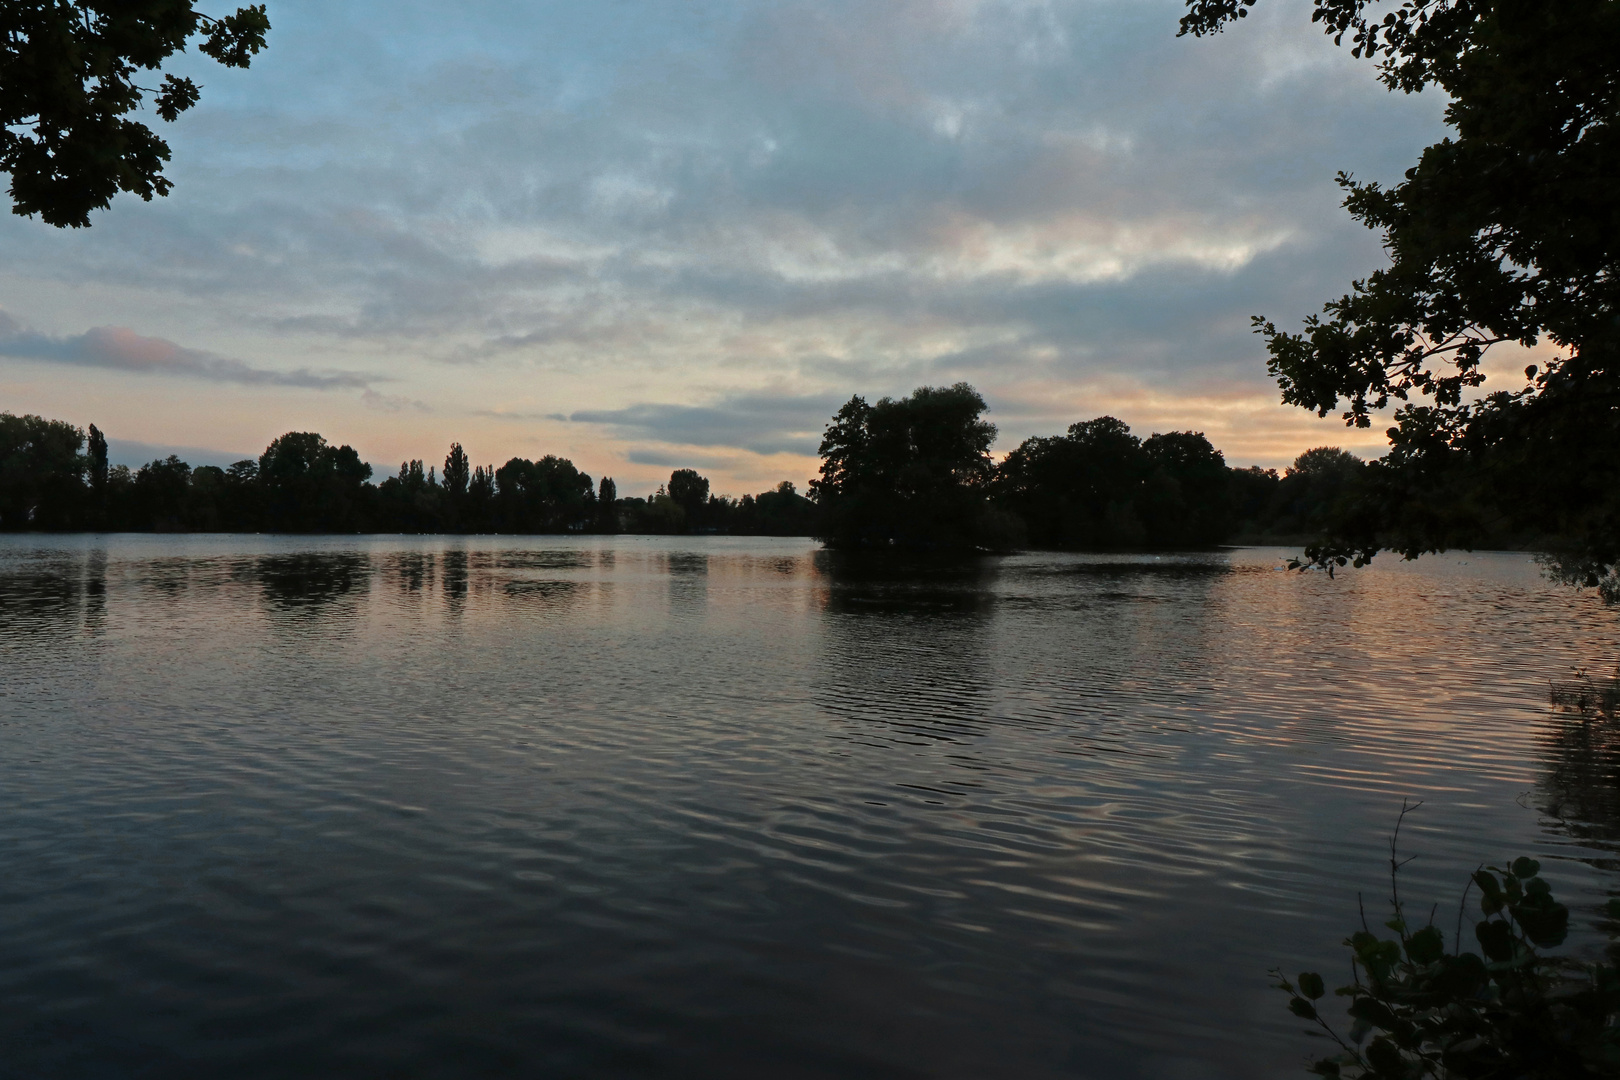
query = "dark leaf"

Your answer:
(1405, 925), (1443, 964)
(1476, 919), (1514, 962)
(1510, 857), (1541, 879)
